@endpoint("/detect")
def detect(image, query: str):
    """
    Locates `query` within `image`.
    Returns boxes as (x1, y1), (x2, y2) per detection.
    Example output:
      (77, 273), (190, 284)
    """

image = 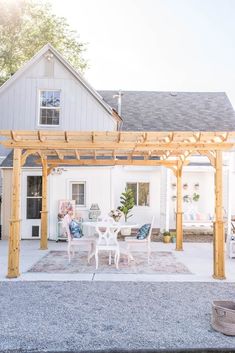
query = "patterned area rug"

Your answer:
(29, 251), (191, 274)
